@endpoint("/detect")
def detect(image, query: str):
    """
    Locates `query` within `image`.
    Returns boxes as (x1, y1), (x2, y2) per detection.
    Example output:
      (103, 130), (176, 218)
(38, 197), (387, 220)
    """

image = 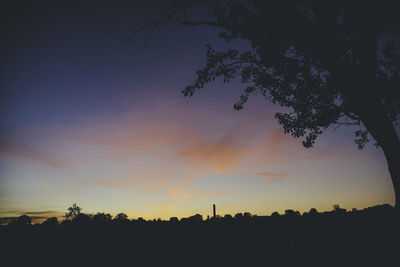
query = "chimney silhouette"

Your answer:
(213, 204), (216, 218)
